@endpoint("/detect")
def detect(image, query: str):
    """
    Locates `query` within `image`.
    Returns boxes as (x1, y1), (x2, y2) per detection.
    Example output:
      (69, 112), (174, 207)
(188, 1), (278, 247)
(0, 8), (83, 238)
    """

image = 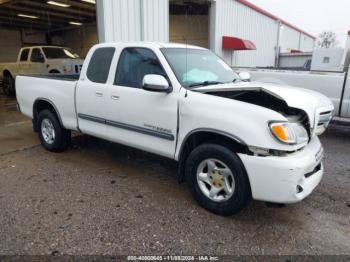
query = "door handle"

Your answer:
(95, 91), (103, 97)
(111, 95), (120, 100)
